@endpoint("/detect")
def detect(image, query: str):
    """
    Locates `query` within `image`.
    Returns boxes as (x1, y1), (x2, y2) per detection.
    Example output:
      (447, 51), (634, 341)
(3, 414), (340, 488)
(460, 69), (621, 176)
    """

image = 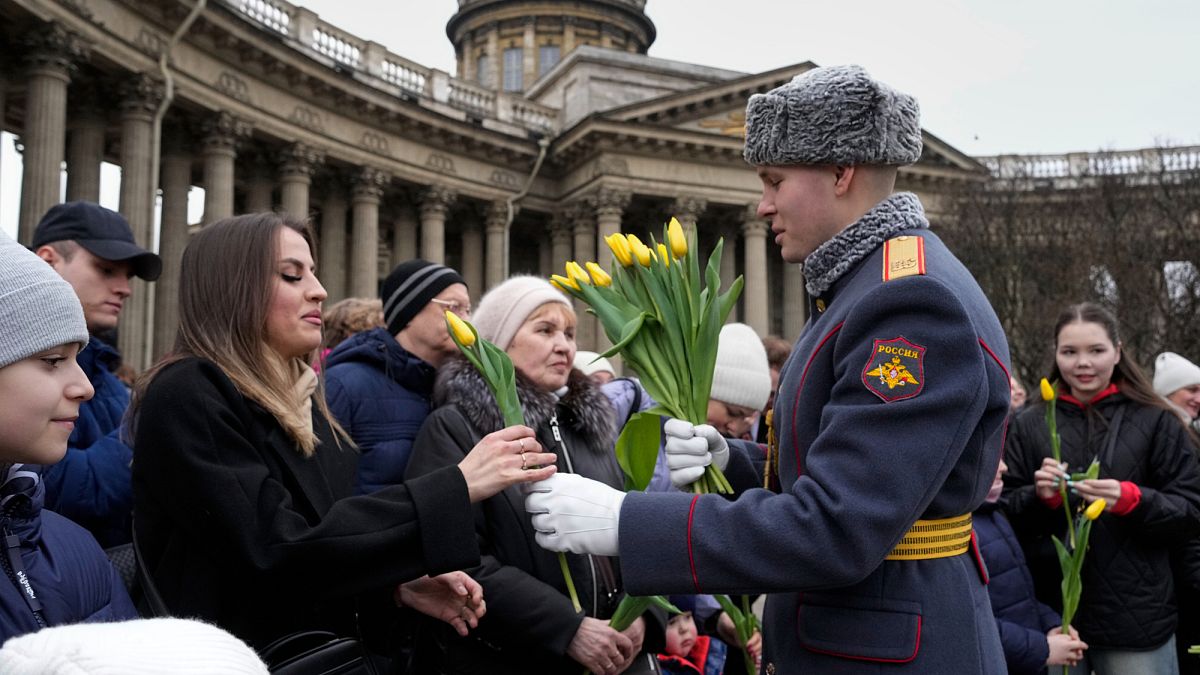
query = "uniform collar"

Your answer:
(803, 192), (929, 298)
